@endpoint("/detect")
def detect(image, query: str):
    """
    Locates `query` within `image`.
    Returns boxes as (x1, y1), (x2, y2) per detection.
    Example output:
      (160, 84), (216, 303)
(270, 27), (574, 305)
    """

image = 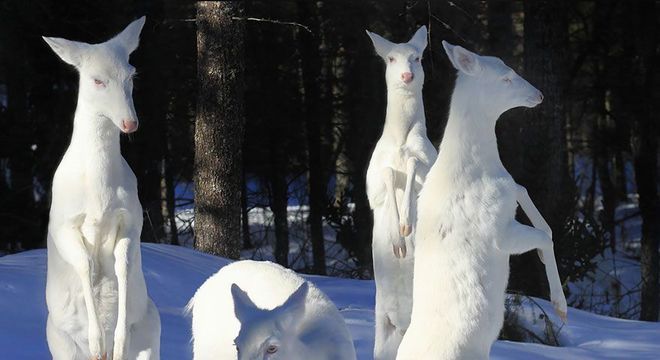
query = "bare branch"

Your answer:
(232, 17), (312, 34)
